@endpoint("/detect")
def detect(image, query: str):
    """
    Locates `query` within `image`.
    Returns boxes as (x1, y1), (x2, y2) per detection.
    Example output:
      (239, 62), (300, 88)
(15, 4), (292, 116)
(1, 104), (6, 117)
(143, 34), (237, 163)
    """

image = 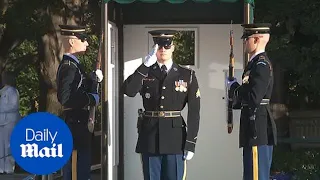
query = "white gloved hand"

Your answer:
(95, 69), (103, 82)
(183, 150), (194, 161)
(144, 44), (158, 67)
